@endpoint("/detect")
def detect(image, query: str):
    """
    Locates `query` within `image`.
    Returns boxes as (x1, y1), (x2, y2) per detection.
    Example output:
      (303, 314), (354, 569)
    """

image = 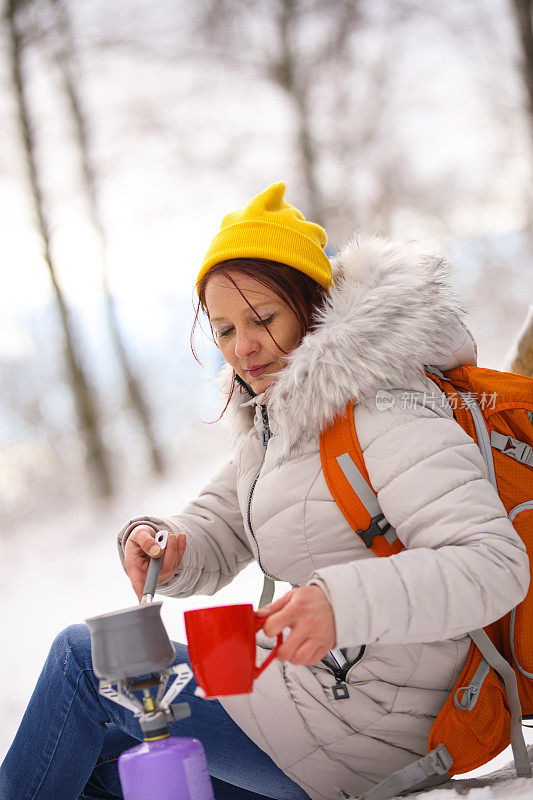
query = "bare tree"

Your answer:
(5, 0), (113, 497)
(47, 0), (165, 473)
(511, 0), (533, 146)
(508, 0), (533, 375)
(191, 0), (366, 227)
(509, 309), (533, 375)
(265, 0), (364, 224)
(430, 0), (533, 374)
(188, 0), (455, 241)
